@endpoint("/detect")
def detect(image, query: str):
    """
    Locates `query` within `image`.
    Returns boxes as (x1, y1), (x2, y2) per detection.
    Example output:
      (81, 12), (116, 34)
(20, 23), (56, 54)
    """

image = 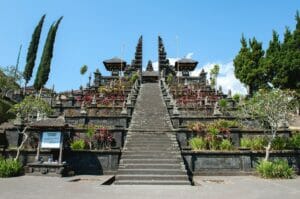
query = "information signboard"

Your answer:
(41, 132), (61, 149)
